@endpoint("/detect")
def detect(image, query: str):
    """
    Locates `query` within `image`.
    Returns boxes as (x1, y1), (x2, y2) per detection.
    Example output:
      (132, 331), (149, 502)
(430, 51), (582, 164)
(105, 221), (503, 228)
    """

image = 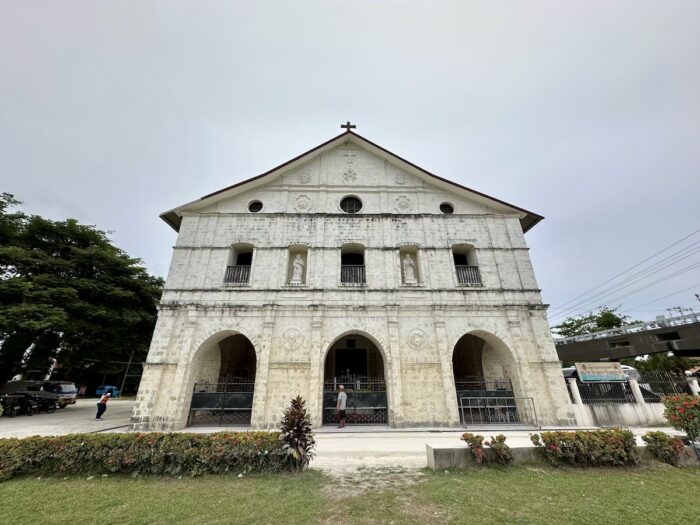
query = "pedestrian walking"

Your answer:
(336, 384), (347, 428)
(95, 390), (111, 420)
